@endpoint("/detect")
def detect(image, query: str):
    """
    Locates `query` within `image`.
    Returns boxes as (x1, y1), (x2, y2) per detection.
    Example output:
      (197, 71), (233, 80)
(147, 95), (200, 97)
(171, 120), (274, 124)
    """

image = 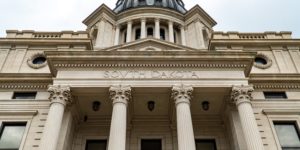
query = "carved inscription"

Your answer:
(103, 70), (202, 79)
